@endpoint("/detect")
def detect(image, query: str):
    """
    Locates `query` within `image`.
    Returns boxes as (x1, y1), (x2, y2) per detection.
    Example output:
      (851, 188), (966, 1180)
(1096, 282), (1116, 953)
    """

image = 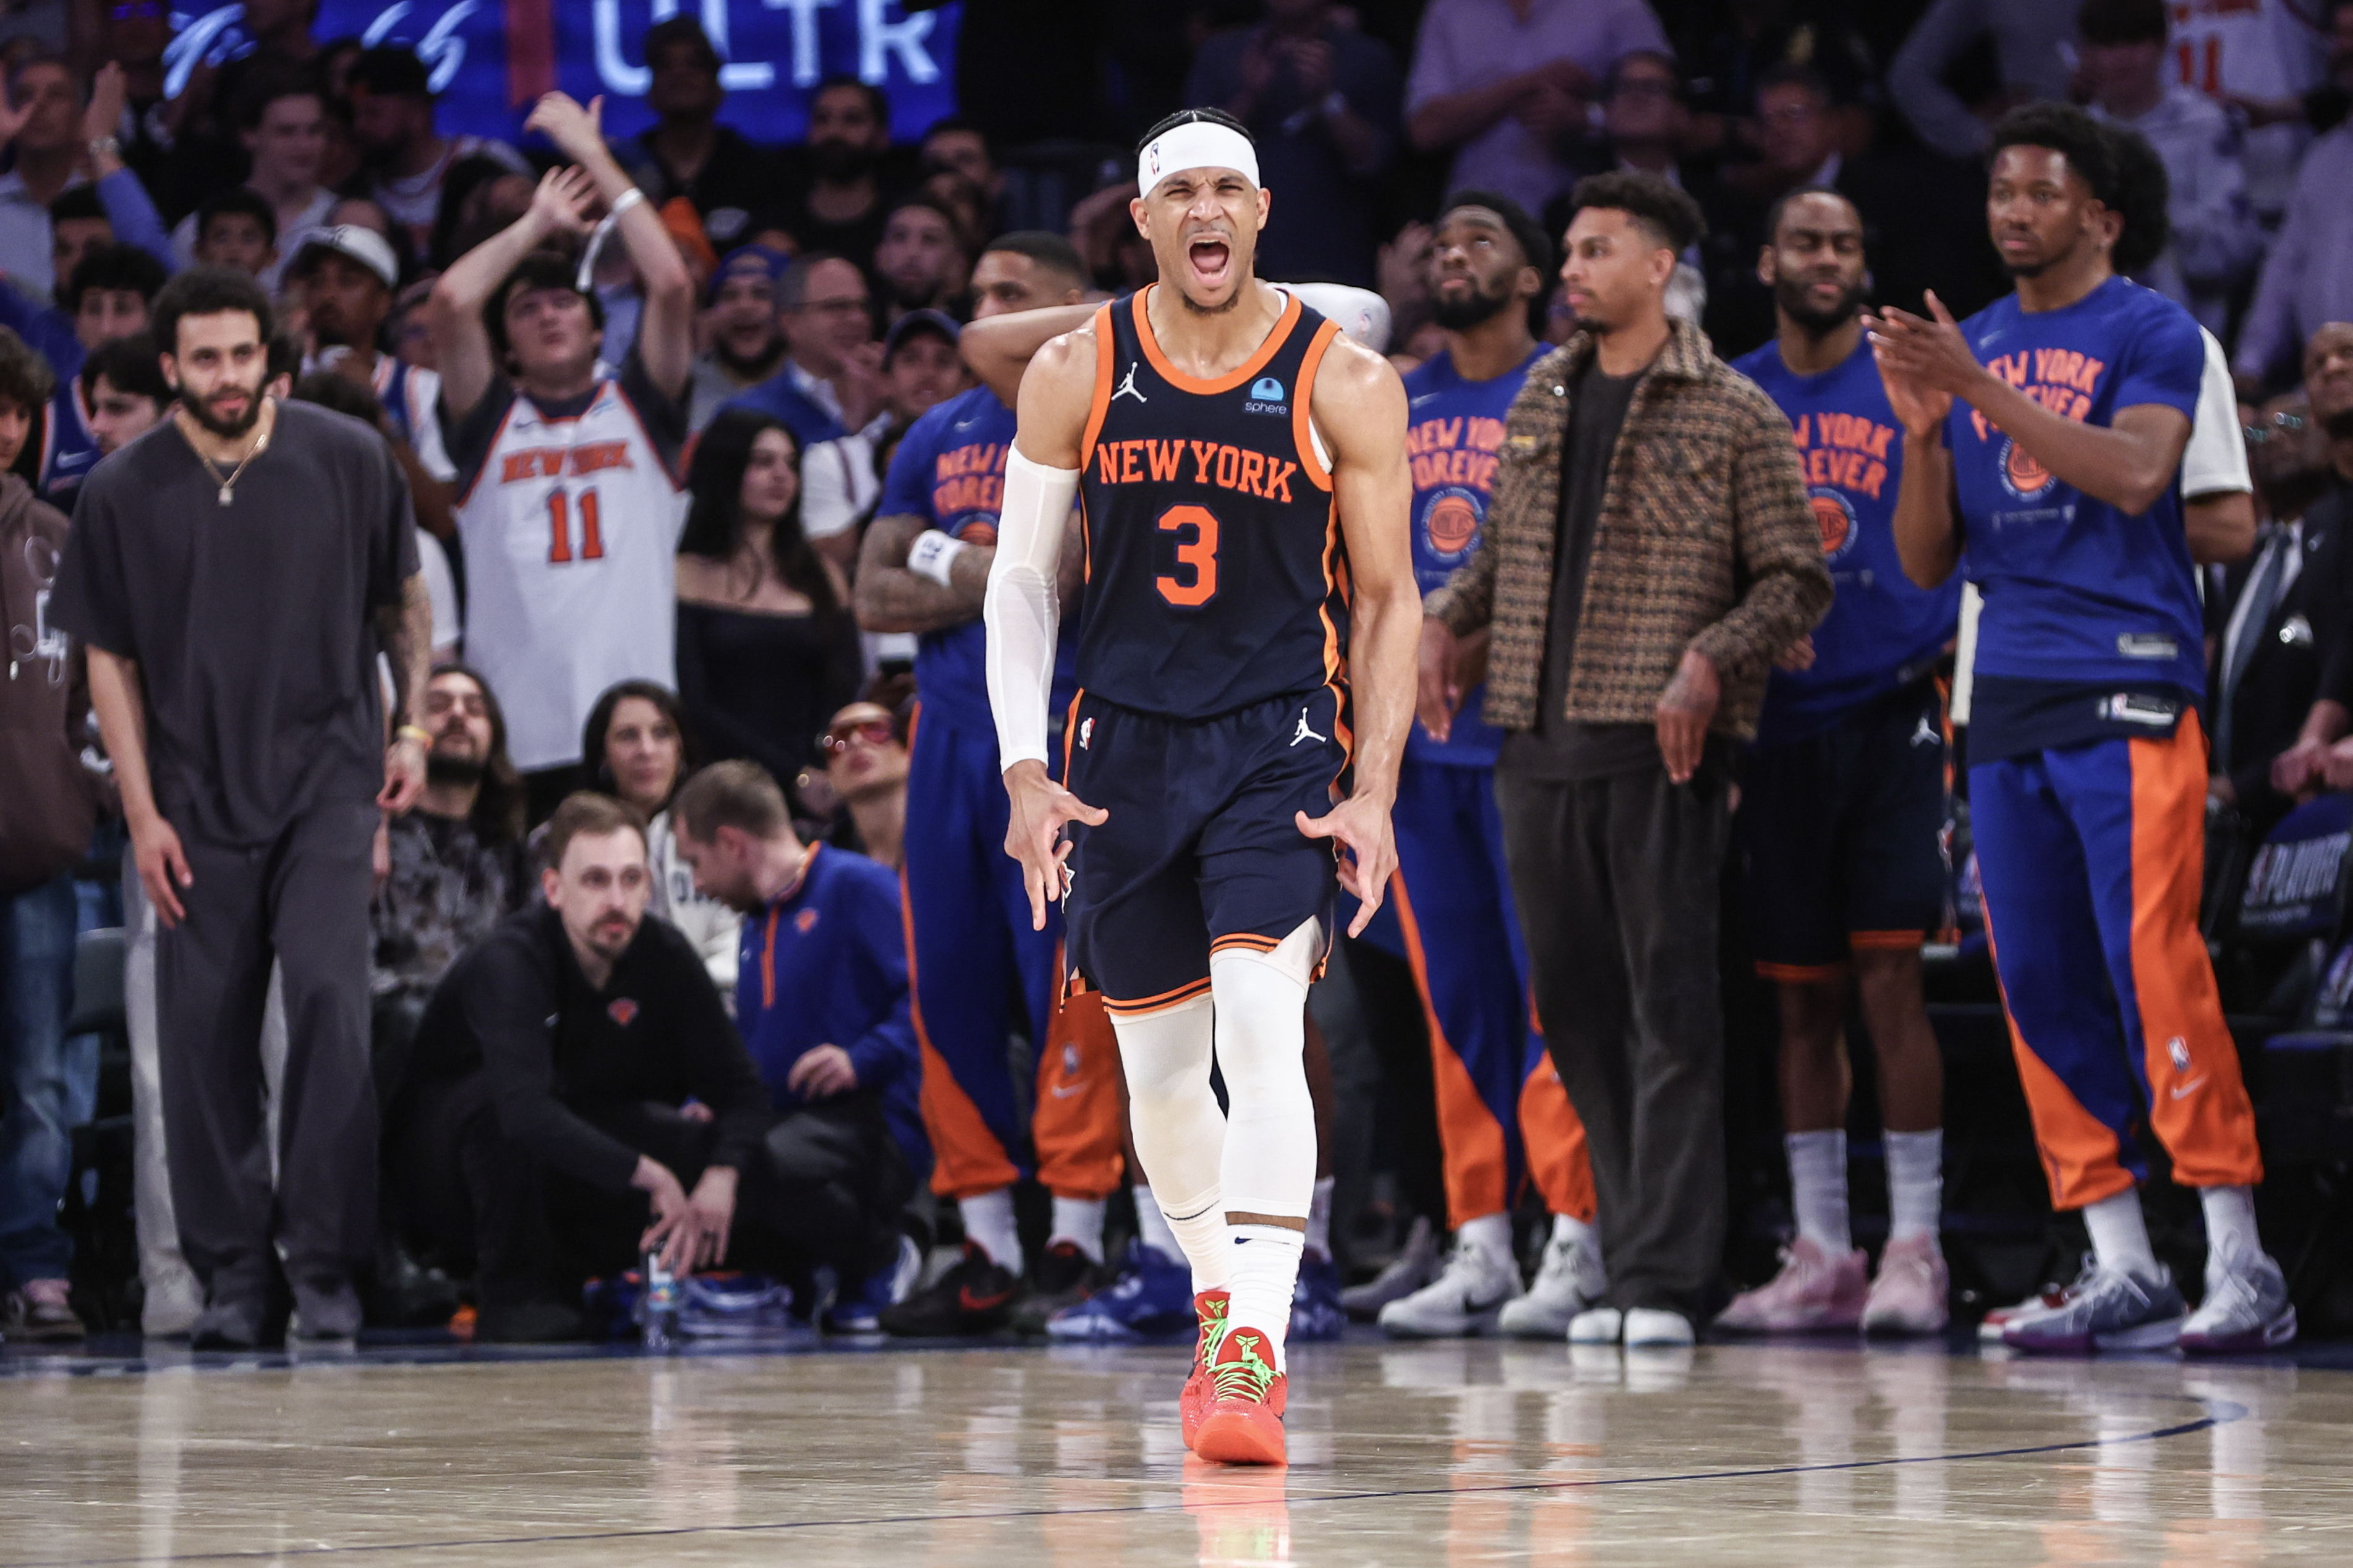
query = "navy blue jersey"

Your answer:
(1074, 287), (1350, 722)
(881, 385), (1079, 731)
(1400, 345), (1543, 766)
(1734, 337), (1960, 746)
